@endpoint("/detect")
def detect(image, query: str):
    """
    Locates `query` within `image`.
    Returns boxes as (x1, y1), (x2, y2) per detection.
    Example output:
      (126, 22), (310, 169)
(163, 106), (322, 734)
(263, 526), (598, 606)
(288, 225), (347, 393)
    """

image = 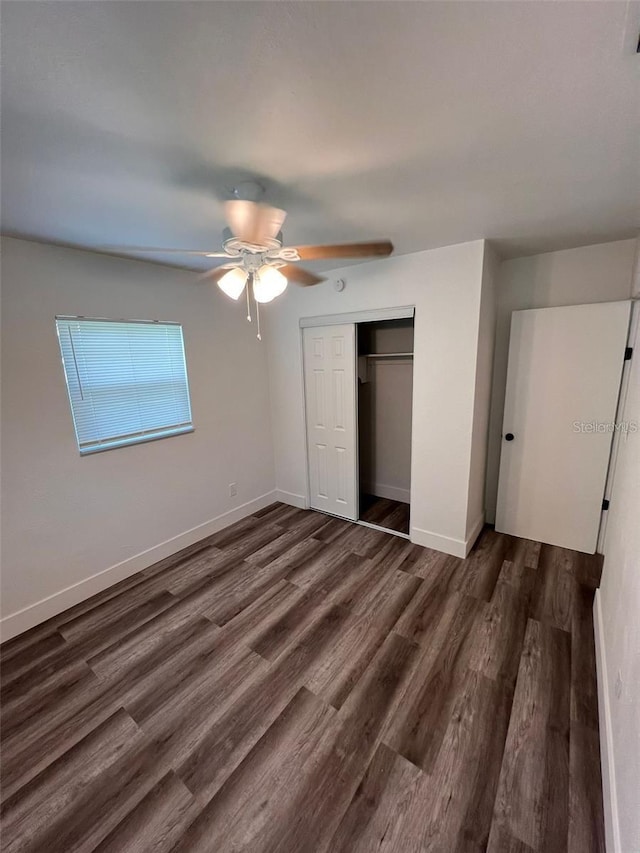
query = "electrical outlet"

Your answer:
(229, 483), (237, 498)
(615, 669), (623, 699)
